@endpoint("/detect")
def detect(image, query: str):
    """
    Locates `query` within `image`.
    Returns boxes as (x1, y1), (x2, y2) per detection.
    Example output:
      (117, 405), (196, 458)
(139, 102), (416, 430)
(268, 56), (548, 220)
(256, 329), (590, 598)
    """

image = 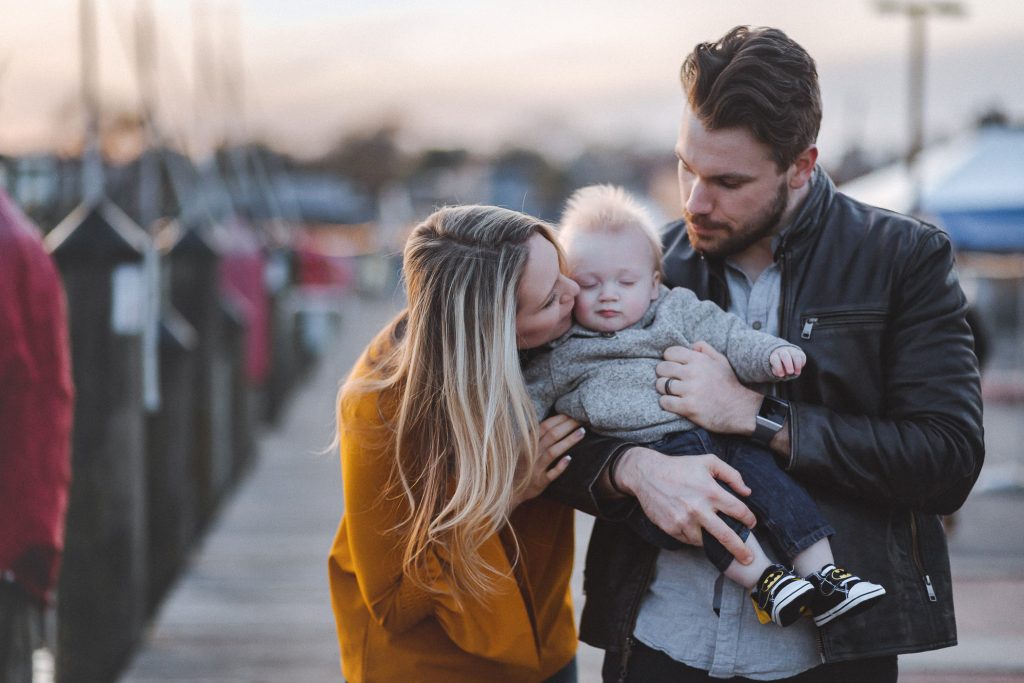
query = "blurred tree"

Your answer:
(975, 106), (1010, 129)
(491, 147), (568, 221)
(828, 145), (875, 185)
(414, 148), (469, 174)
(318, 123), (407, 201)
